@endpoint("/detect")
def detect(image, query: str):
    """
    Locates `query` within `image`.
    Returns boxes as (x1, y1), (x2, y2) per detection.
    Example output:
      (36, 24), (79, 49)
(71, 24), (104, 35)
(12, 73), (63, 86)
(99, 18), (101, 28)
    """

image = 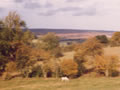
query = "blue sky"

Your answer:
(0, 0), (120, 30)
